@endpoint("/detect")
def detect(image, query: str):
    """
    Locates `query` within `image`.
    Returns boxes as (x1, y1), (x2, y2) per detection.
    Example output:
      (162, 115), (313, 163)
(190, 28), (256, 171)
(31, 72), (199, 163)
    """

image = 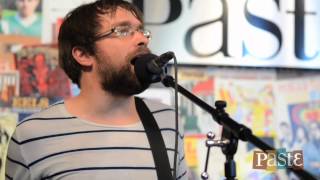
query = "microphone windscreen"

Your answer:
(133, 53), (161, 85)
